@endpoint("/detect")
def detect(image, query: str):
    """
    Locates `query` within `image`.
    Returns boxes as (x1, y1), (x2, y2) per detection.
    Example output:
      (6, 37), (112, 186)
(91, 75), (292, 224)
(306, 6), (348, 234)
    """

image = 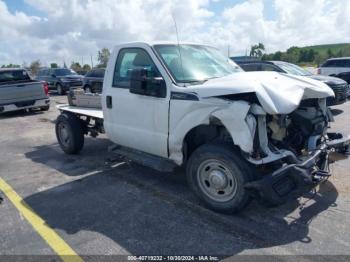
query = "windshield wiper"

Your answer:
(180, 76), (221, 85)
